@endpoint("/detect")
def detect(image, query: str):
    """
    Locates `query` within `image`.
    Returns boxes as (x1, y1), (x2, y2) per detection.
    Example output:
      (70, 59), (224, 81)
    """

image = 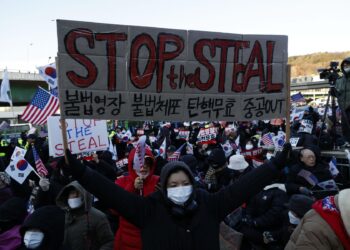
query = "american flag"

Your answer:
(167, 143), (185, 162)
(32, 146), (48, 177)
(21, 87), (59, 125)
(261, 133), (274, 146)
